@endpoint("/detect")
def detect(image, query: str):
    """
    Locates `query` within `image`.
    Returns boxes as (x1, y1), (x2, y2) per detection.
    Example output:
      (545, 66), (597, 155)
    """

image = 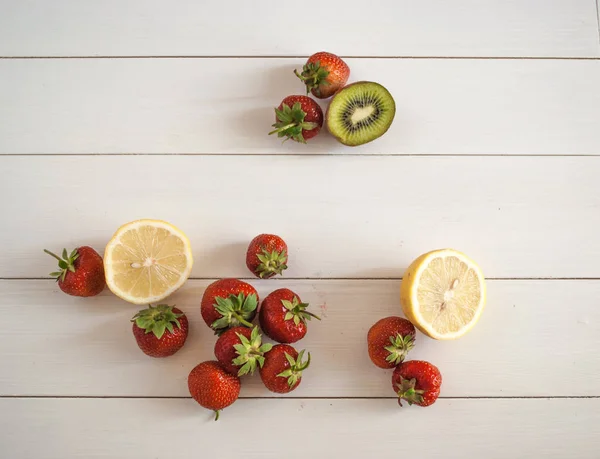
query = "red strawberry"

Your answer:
(259, 344), (310, 393)
(200, 279), (259, 333)
(131, 304), (189, 358)
(392, 360), (442, 407)
(268, 95), (323, 143)
(367, 316), (416, 369)
(188, 361), (241, 420)
(294, 51), (350, 99)
(214, 326), (273, 376)
(44, 247), (105, 297)
(259, 288), (320, 344)
(246, 234), (288, 279)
